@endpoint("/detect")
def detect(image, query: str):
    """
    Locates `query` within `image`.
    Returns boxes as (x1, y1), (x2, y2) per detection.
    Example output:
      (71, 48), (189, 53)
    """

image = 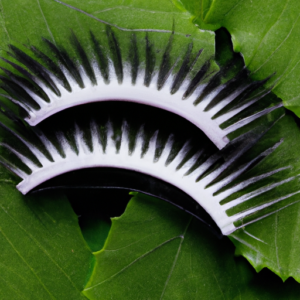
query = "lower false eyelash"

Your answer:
(0, 107), (296, 236)
(0, 26), (279, 149)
